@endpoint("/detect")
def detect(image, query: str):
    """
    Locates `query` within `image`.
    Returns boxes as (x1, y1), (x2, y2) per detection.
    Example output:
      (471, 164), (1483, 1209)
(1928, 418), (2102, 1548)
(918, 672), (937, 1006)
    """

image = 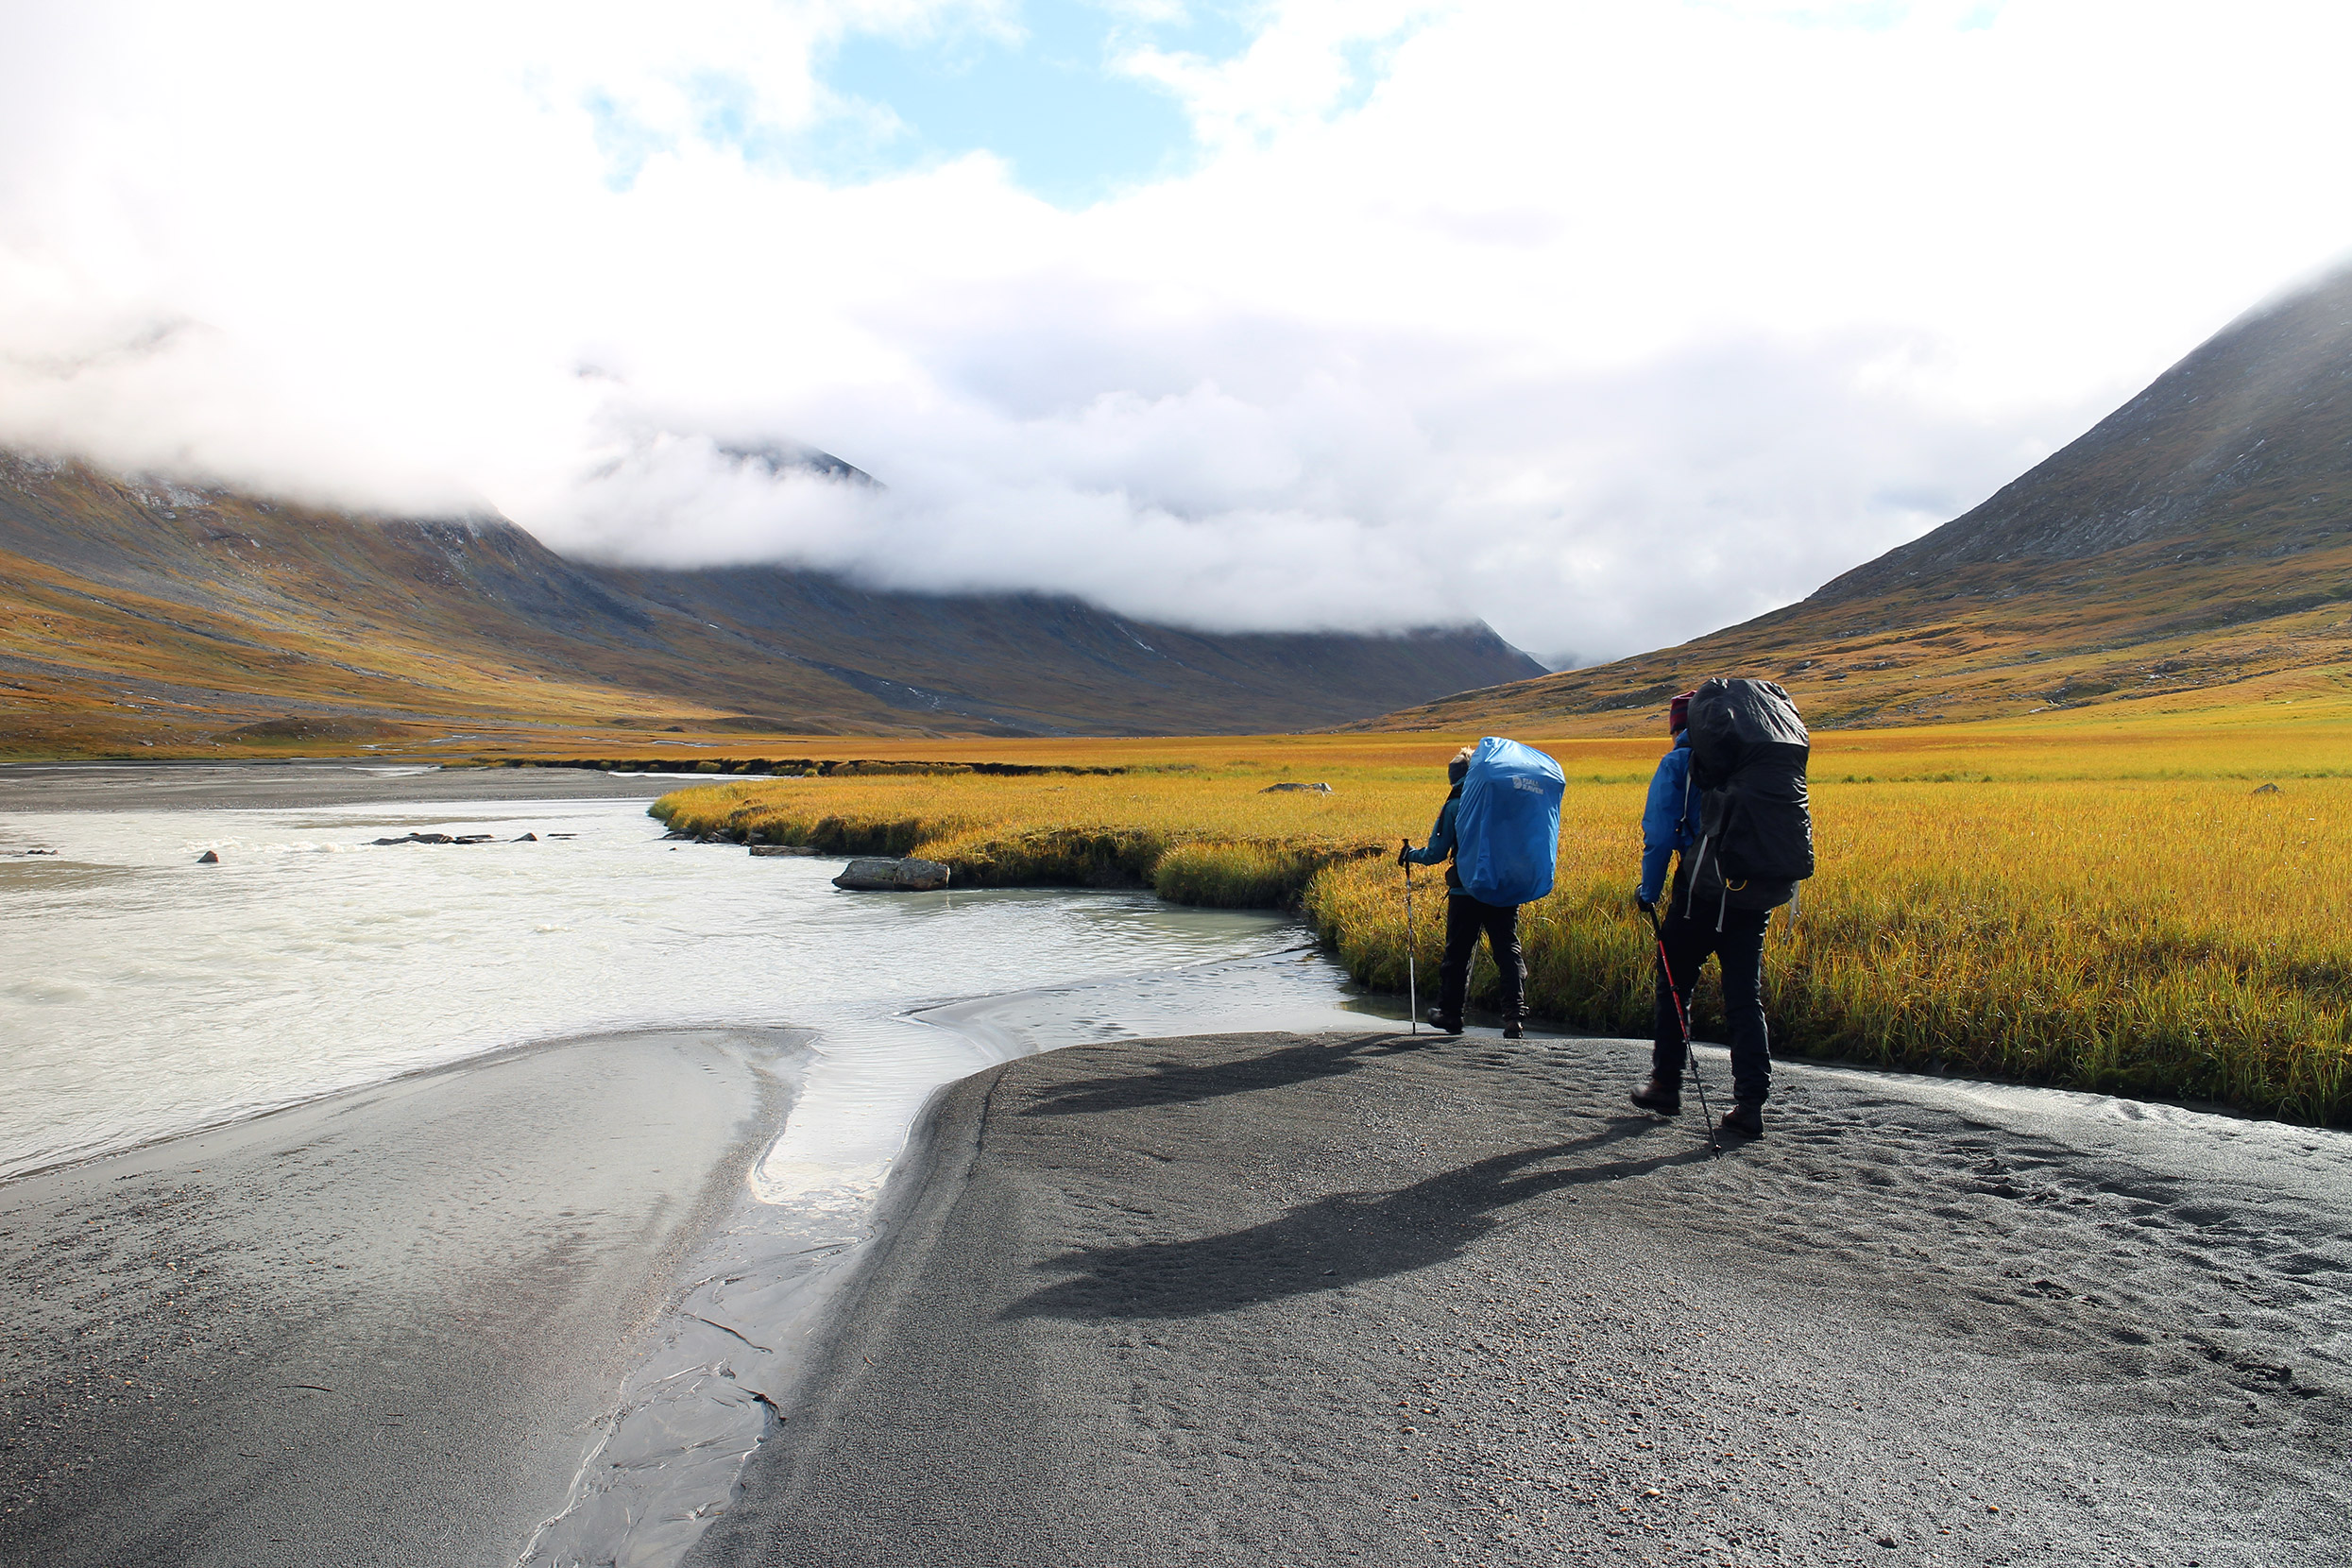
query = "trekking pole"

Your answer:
(1404, 859), (1419, 1035)
(1645, 903), (1719, 1154)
